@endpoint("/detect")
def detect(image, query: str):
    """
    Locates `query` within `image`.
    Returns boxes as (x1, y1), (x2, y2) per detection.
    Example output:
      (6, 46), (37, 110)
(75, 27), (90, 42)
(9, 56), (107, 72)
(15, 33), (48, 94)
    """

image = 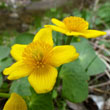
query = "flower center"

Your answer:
(22, 41), (53, 69)
(63, 16), (88, 32)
